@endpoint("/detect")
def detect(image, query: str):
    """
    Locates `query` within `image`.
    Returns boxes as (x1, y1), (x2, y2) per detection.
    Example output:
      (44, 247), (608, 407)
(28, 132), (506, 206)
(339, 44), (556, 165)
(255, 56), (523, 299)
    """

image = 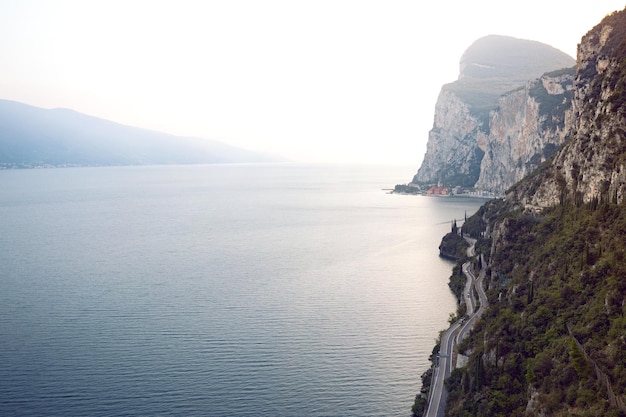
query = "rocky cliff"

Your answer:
(475, 68), (575, 193)
(510, 10), (626, 208)
(413, 35), (575, 192)
(413, 90), (487, 187)
(437, 8), (626, 417)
